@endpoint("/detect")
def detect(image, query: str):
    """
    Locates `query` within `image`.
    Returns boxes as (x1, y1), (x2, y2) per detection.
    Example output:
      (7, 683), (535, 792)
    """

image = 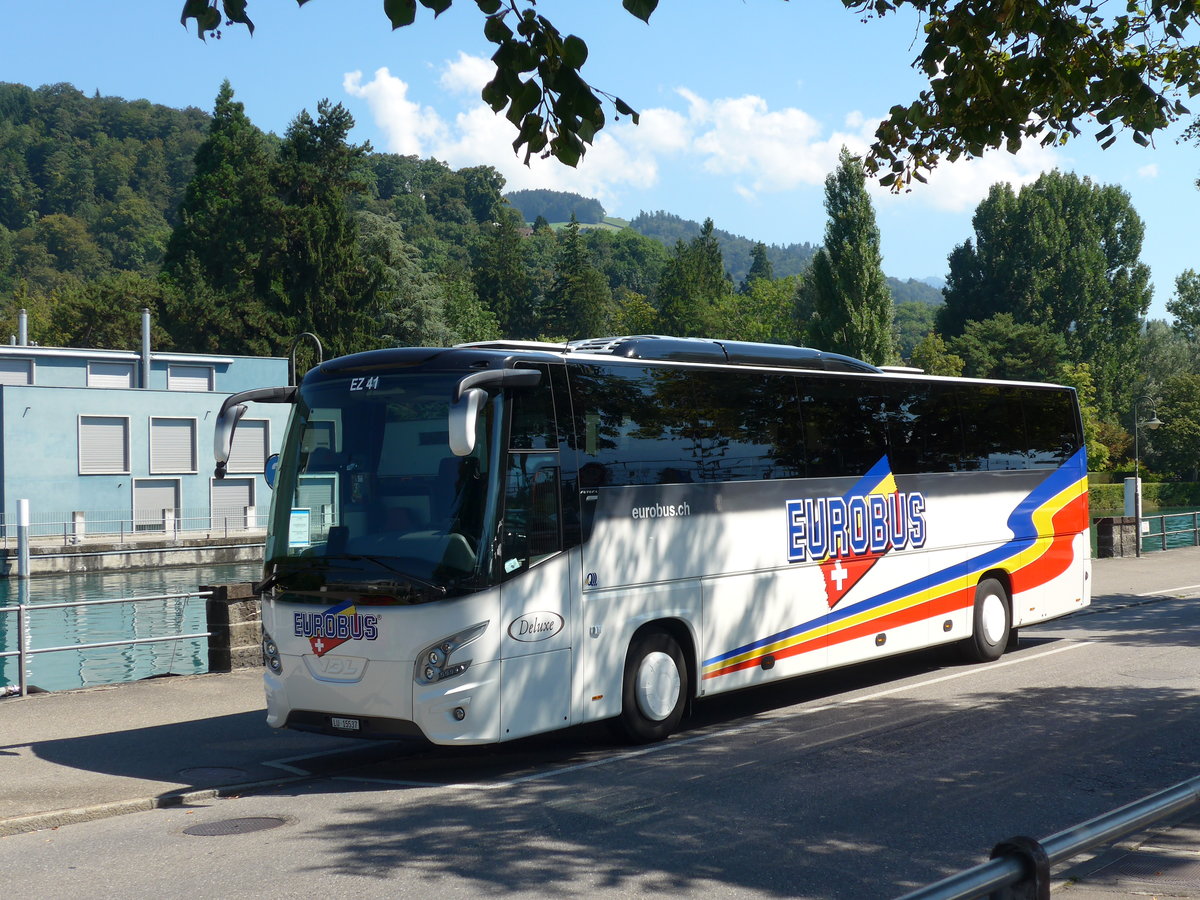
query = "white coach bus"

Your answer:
(214, 336), (1090, 745)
